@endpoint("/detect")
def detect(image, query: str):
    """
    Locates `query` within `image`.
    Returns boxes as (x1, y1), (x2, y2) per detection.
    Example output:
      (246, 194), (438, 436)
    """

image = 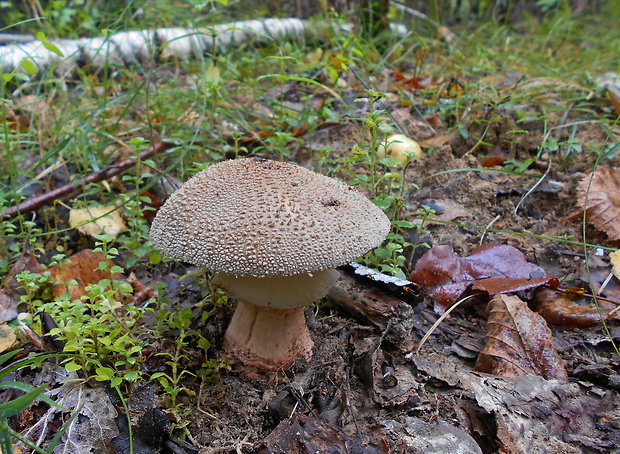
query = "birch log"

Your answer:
(0, 18), (408, 77)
